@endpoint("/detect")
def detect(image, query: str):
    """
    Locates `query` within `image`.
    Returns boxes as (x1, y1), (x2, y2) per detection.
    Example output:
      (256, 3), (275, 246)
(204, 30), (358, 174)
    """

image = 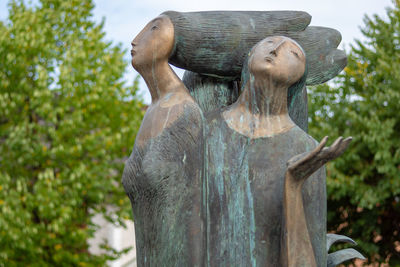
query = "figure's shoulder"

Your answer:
(181, 100), (204, 123)
(159, 91), (204, 123)
(135, 93), (204, 146)
(159, 91), (197, 109)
